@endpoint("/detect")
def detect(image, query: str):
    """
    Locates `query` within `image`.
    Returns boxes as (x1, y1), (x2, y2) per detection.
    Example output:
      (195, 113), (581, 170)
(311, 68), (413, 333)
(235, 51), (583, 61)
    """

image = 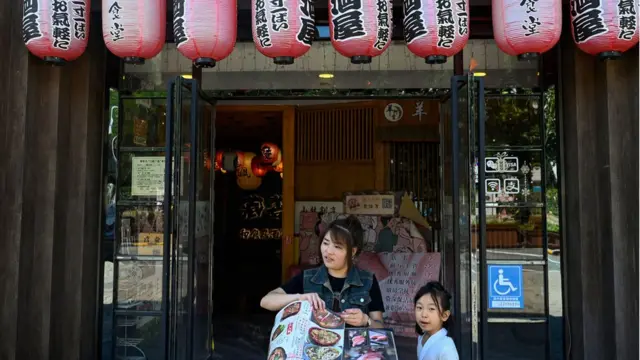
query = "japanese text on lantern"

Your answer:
(297, 0), (315, 45)
(270, 0), (289, 31)
(109, 1), (124, 41)
(72, 1), (87, 40)
(255, 0), (272, 47)
(571, 0), (607, 43)
(52, 0), (71, 49)
(374, 0), (390, 49)
(617, 0), (637, 40)
(331, 0), (366, 40)
(521, 0), (541, 36)
(456, 0), (468, 36)
(22, 0), (42, 43)
(403, 0), (427, 43)
(173, 0), (188, 45)
(436, 0), (455, 48)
